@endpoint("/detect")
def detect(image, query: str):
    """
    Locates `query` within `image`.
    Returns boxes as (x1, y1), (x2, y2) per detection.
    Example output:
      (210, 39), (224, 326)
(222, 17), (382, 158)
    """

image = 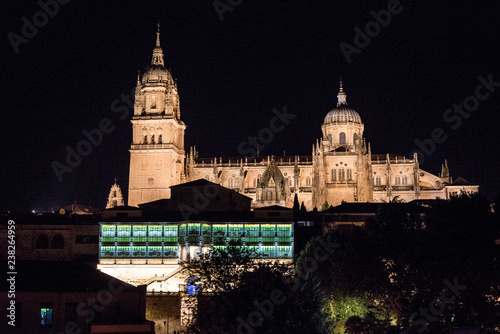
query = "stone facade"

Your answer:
(128, 31), (478, 209)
